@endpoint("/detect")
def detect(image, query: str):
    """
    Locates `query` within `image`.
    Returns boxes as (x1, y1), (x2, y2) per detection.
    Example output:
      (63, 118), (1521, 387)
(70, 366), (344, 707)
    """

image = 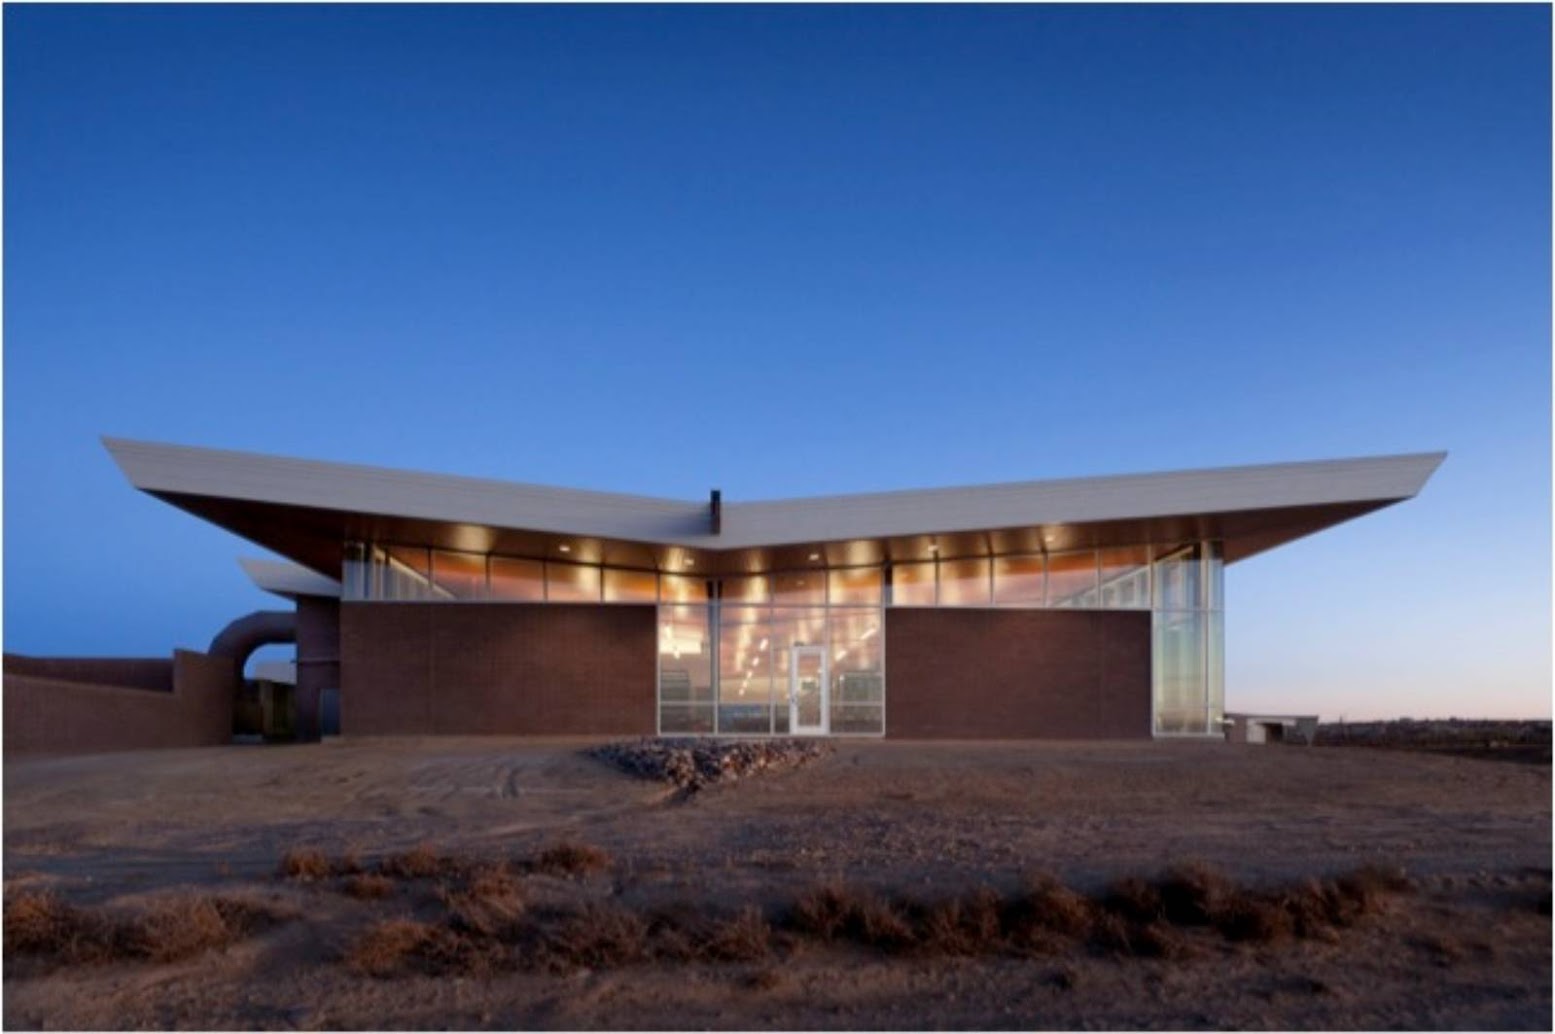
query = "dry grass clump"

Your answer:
(346, 919), (439, 976)
(327, 860), (1417, 977)
(1003, 873), (1095, 952)
(532, 840), (612, 878)
(277, 847), (333, 882)
(701, 906), (773, 961)
(913, 888), (1005, 956)
(341, 873), (396, 900)
(441, 863), (526, 938)
(542, 903), (647, 968)
(4, 890), (108, 962)
(1156, 863), (1237, 926)
(788, 882), (855, 941)
(379, 842), (448, 879)
(788, 883), (916, 949)
(331, 850), (365, 877)
(5, 890), (282, 967)
(122, 897), (237, 963)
